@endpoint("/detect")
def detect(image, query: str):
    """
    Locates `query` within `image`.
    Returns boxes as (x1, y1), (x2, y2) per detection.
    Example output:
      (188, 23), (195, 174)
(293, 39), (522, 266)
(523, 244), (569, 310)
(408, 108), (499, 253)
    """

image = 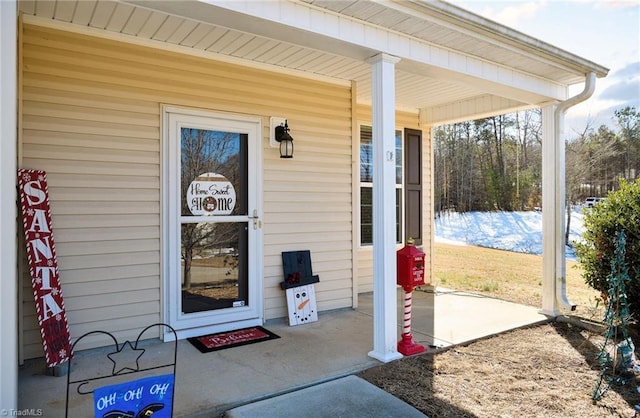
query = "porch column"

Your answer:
(540, 104), (563, 316)
(367, 53), (403, 363)
(0, 0), (18, 410)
